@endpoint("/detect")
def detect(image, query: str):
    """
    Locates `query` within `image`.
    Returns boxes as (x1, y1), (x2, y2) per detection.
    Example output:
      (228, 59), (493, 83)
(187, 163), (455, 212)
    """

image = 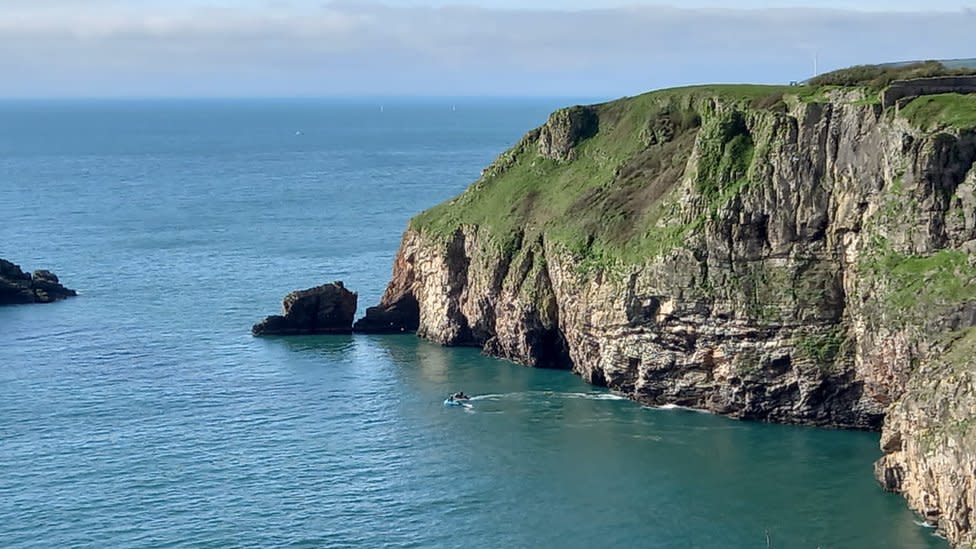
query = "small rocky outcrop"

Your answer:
(0, 259), (76, 305)
(353, 296), (420, 333)
(352, 234), (421, 334)
(252, 281), (357, 336)
(537, 106), (598, 161)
